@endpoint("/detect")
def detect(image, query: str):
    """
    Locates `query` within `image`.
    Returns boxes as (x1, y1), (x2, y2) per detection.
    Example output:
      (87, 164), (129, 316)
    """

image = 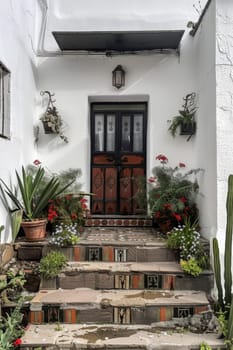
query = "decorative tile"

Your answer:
(102, 246), (114, 262)
(173, 307), (194, 318)
(87, 247), (102, 261)
(115, 275), (130, 289)
(145, 274), (162, 289)
(131, 274), (144, 289)
(114, 248), (127, 262)
(114, 307), (130, 324)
